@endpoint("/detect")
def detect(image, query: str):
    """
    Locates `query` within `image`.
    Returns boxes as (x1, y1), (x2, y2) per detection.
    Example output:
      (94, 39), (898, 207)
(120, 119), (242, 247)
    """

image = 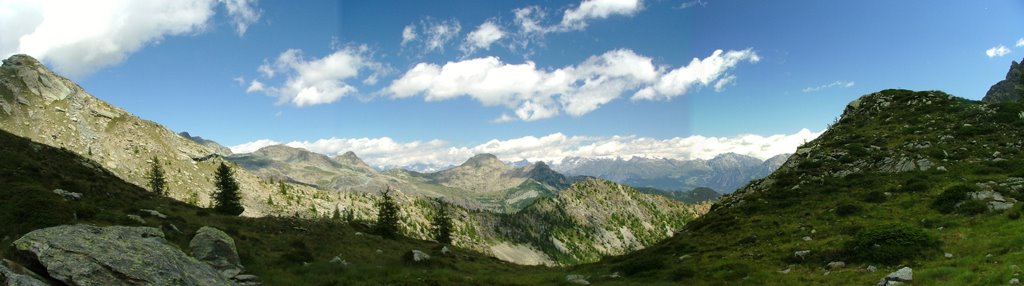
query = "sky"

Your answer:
(2, 0), (1023, 168)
